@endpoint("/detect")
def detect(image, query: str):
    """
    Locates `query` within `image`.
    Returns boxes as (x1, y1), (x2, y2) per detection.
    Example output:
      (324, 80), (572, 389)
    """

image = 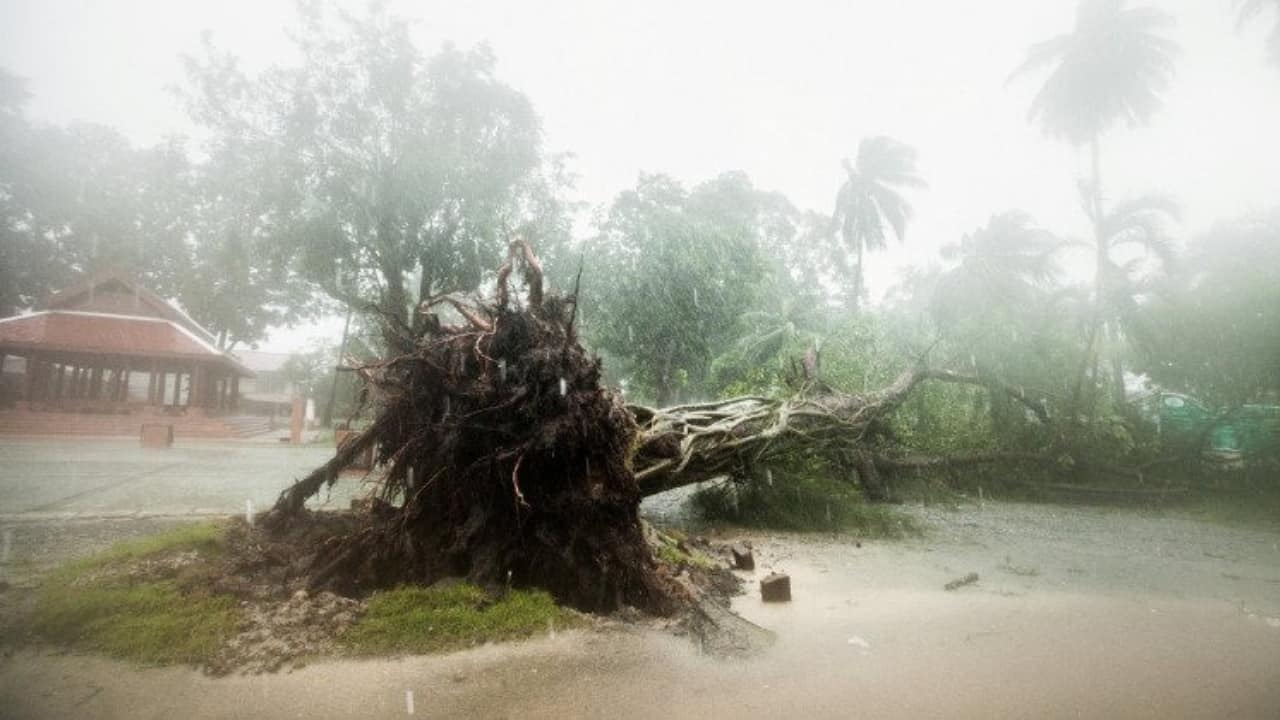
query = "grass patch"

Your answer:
(29, 520), (239, 666)
(32, 581), (237, 665)
(48, 521), (227, 583)
(693, 474), (918, 537)
(343, 583), (571, 655)
(654, 530), (716, 569)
